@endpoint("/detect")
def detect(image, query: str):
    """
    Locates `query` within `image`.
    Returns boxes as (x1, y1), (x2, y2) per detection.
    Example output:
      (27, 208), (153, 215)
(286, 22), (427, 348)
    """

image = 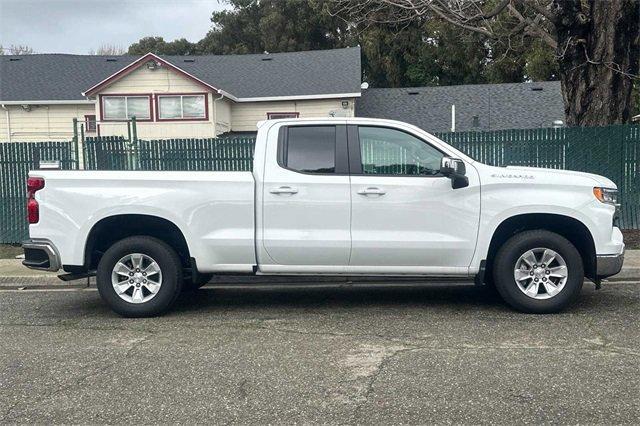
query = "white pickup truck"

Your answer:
(22, 118), (624, 317)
